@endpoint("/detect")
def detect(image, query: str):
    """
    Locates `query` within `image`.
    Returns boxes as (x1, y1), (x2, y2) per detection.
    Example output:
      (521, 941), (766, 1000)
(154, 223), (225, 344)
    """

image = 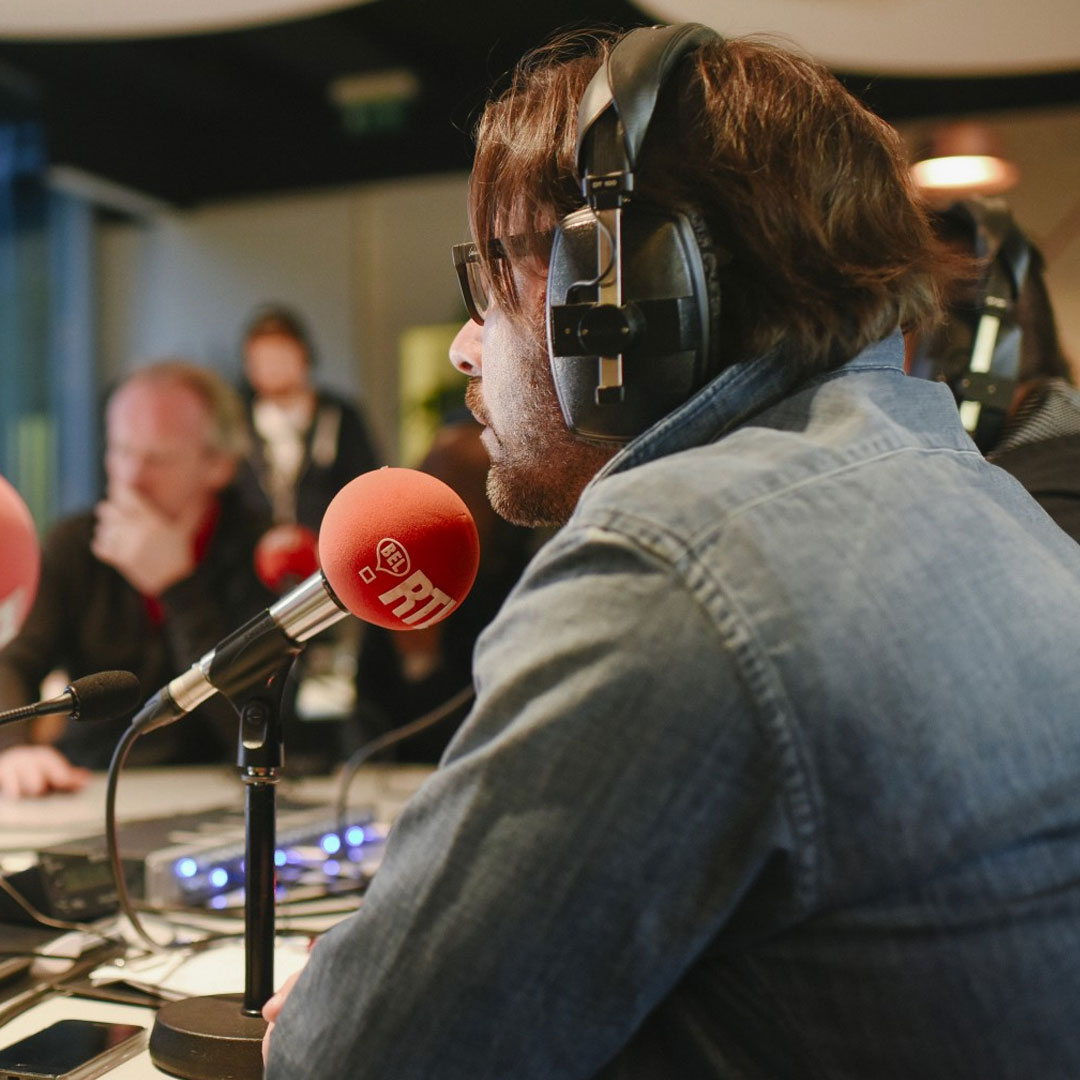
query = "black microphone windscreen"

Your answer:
(67, 670), (142, 723)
